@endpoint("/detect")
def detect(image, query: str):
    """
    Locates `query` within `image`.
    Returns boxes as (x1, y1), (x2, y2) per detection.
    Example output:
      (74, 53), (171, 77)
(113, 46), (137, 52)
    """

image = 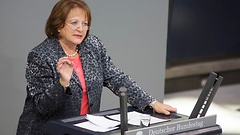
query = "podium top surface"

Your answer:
(45, 107), (220, 135)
